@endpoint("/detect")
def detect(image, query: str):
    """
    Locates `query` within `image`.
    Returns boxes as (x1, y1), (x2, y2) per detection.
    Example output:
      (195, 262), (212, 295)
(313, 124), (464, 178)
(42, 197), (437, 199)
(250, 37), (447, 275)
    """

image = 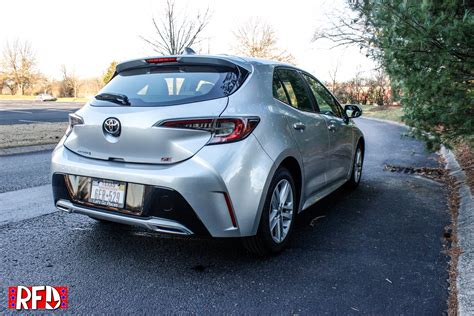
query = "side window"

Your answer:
(272, 75), (290, 104)
(275, 69), (314, 112)
(303, 74), (342, 117)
